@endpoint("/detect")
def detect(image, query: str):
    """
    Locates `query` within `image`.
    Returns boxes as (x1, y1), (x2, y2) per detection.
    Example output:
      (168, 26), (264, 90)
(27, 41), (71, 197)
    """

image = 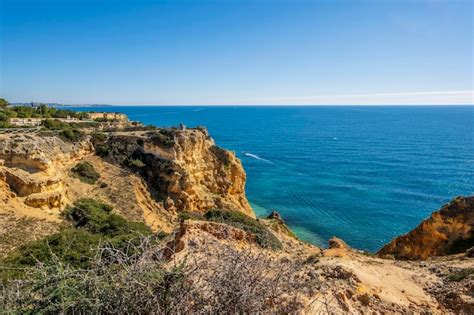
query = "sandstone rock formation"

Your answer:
(0, 128), (253, 255)
(98, 128), (253, 217)
(378, 196), (474, 260)
(0, 134), (93, 211)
